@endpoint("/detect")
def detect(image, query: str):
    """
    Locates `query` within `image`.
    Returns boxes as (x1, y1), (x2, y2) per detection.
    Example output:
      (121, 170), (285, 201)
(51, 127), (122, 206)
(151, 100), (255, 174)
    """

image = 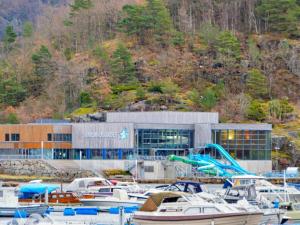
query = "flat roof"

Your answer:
(212, 123), (272, 131)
